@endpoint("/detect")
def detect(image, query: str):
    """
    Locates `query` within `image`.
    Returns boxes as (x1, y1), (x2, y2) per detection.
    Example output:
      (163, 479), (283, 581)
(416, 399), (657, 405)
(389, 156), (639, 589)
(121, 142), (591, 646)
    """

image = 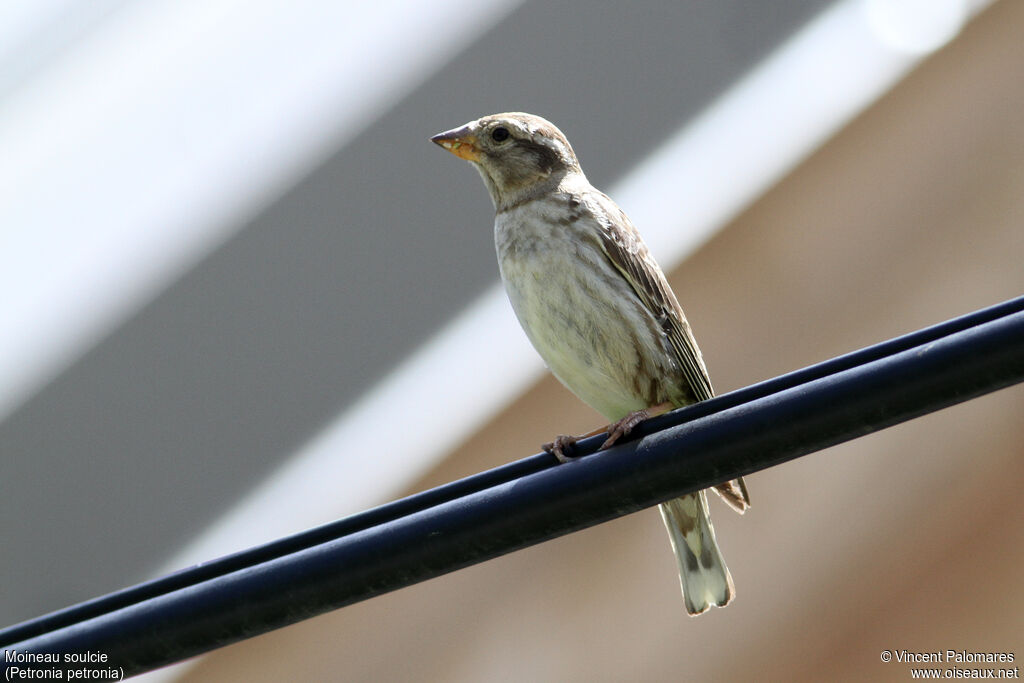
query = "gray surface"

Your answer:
(0, 0), (831, 626)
